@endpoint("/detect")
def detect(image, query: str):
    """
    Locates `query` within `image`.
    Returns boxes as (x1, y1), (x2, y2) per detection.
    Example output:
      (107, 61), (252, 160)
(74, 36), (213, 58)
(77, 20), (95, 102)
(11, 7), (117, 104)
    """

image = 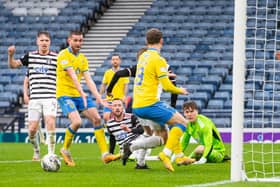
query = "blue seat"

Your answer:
(213, 118), (231, 128)
(192, 67), (208, 76)
(4, 84), (23, 94)
(207, 99), (224, 109)
(213, 91), (231, 101)
(202, 75), (222, 87)
(0, 76), (12, 85)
